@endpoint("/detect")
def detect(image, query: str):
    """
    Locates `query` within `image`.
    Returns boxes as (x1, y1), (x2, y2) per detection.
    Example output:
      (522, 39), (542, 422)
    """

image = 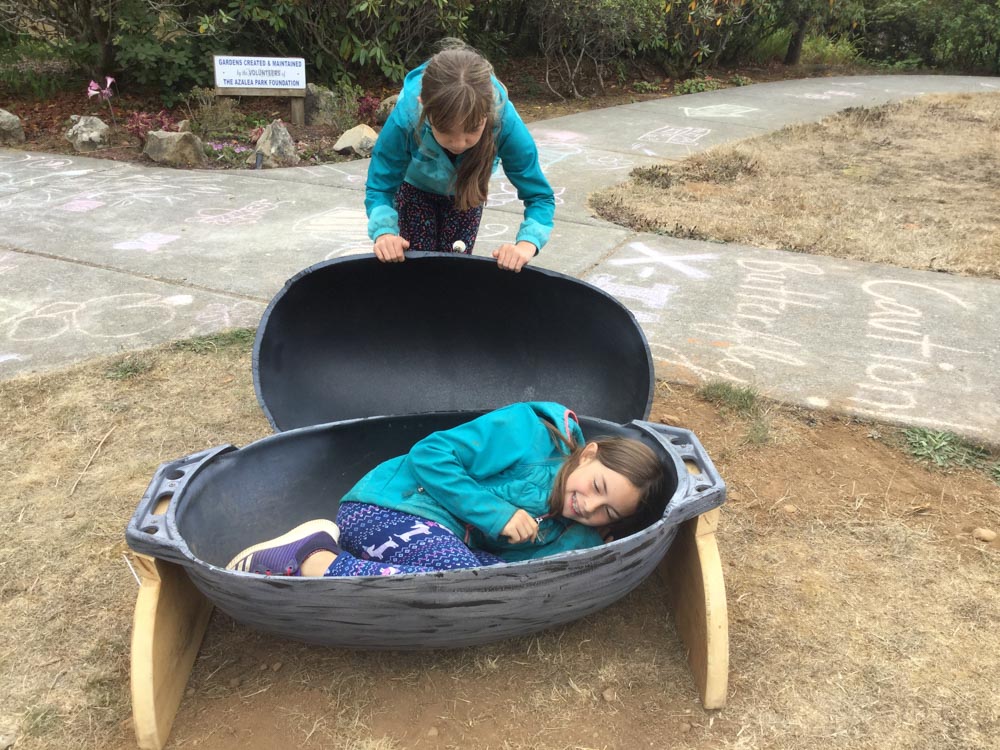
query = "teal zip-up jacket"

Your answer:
(365, 61), (555, 251)
(340, 402), (604, 562)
